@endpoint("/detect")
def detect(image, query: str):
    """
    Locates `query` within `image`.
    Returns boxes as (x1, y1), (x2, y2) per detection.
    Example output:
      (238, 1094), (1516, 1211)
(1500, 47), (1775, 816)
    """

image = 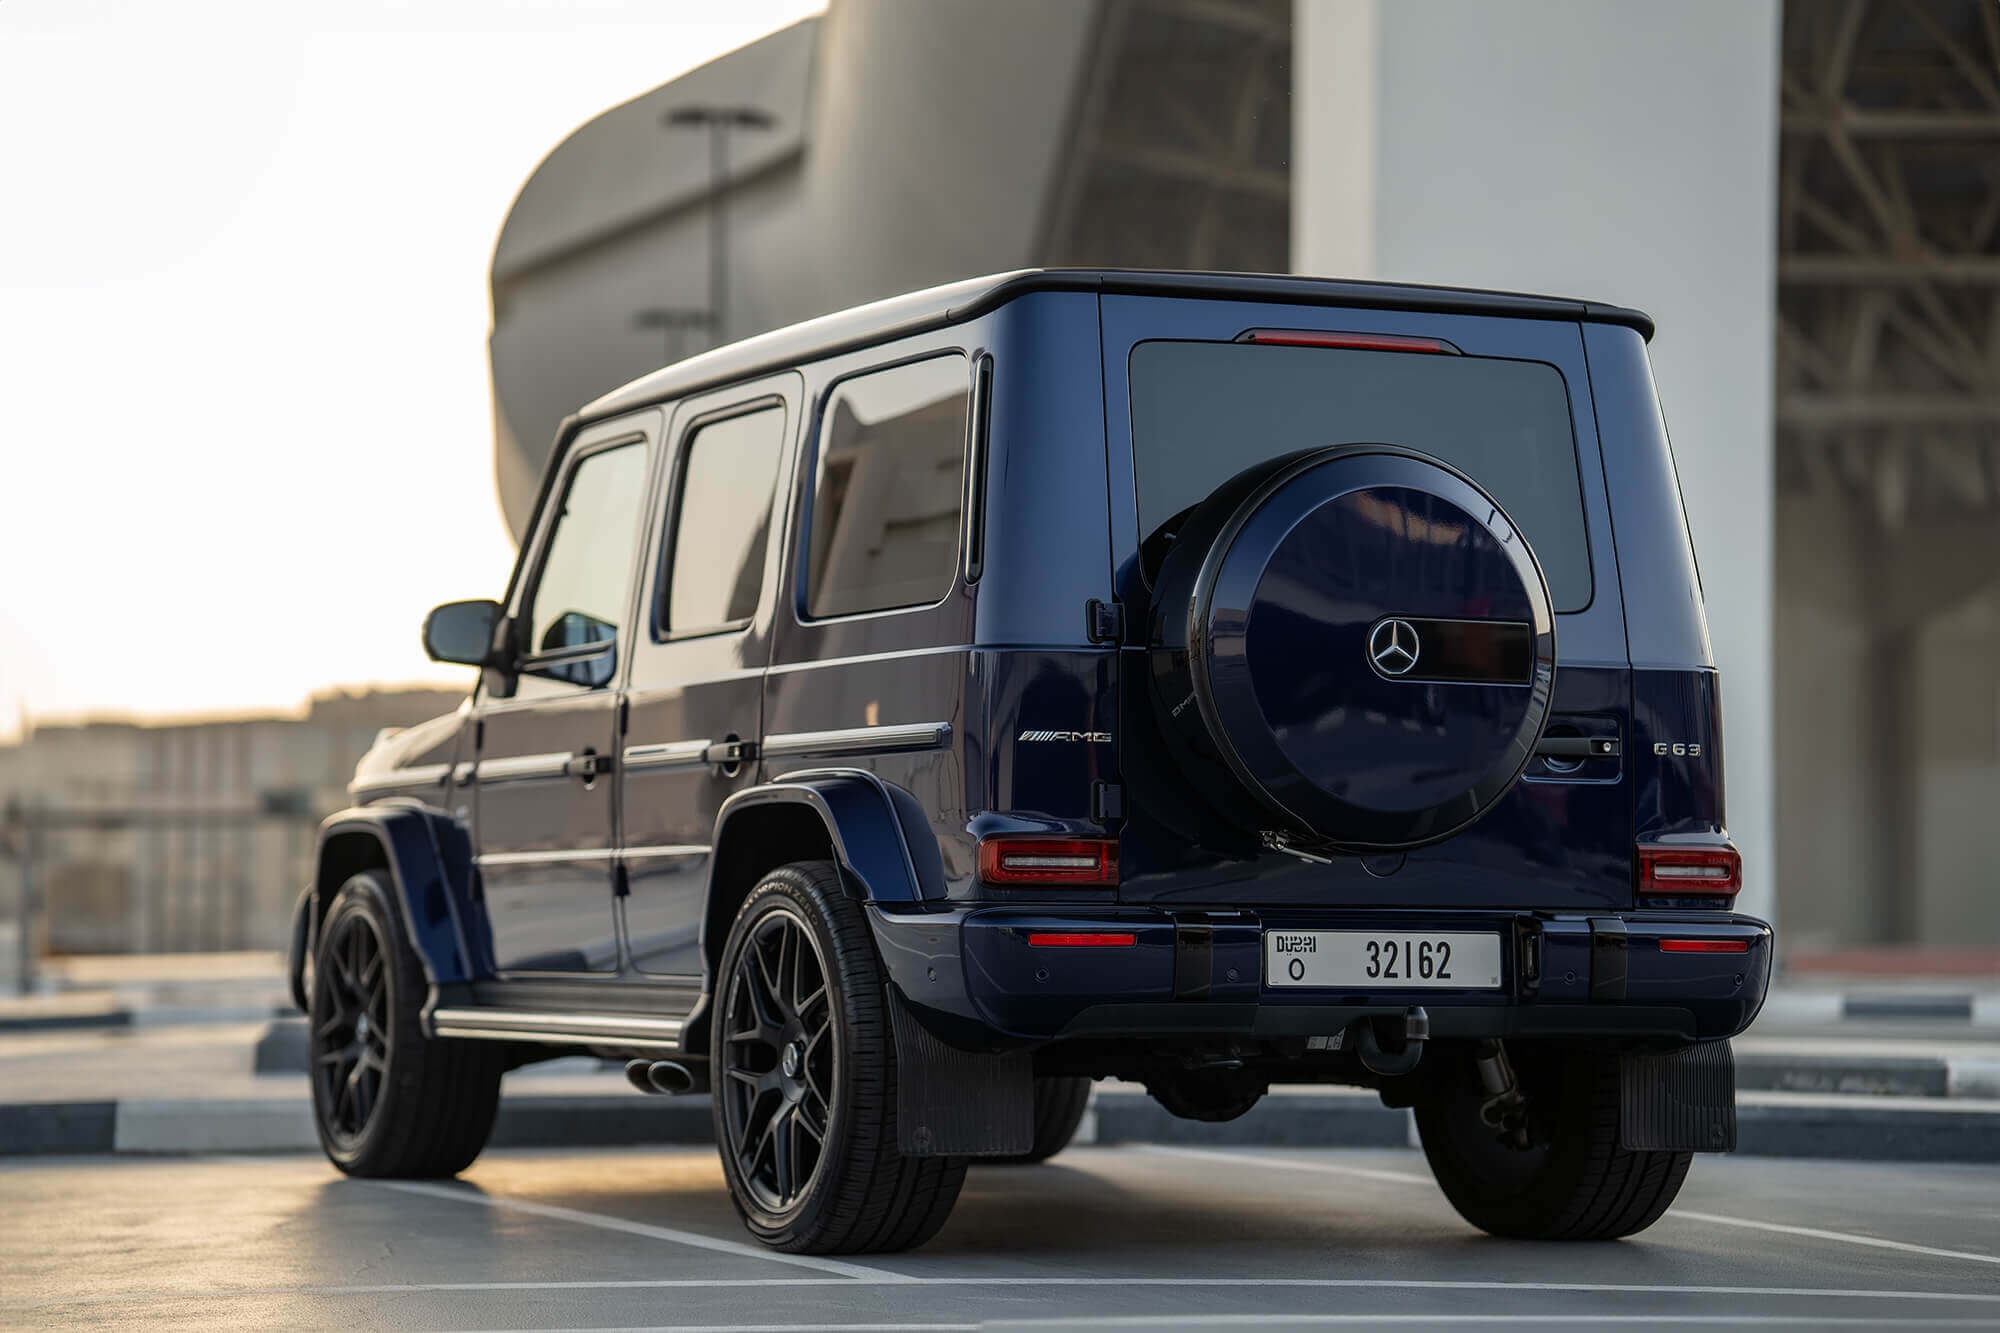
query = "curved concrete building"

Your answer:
(489, 0), (1290, 535)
